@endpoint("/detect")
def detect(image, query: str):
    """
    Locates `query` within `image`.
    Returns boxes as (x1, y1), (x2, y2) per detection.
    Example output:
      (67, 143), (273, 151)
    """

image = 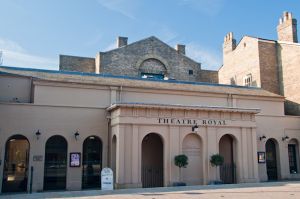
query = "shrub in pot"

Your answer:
(173, 154), (188, 186)
(210, 154), (224, 184)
